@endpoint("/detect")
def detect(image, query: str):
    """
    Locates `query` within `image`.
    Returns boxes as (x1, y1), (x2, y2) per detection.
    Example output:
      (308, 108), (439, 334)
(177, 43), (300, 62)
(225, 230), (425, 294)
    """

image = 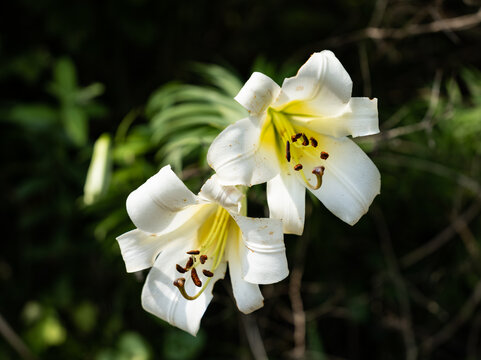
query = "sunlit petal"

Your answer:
(275, 50), (353, 118)
(300, 135), (380, 225)
(267, 172), (306, 235)
(116, 229), (167, 273)
(289, 97), (379, 138)
(198, 174), (243, 213)
(235, 72), (281, 116)
(226, 223), (264, 314)
(207, 117), (279, 186)
(126, 165), (198, 234)
(231, 214), (288, 284)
